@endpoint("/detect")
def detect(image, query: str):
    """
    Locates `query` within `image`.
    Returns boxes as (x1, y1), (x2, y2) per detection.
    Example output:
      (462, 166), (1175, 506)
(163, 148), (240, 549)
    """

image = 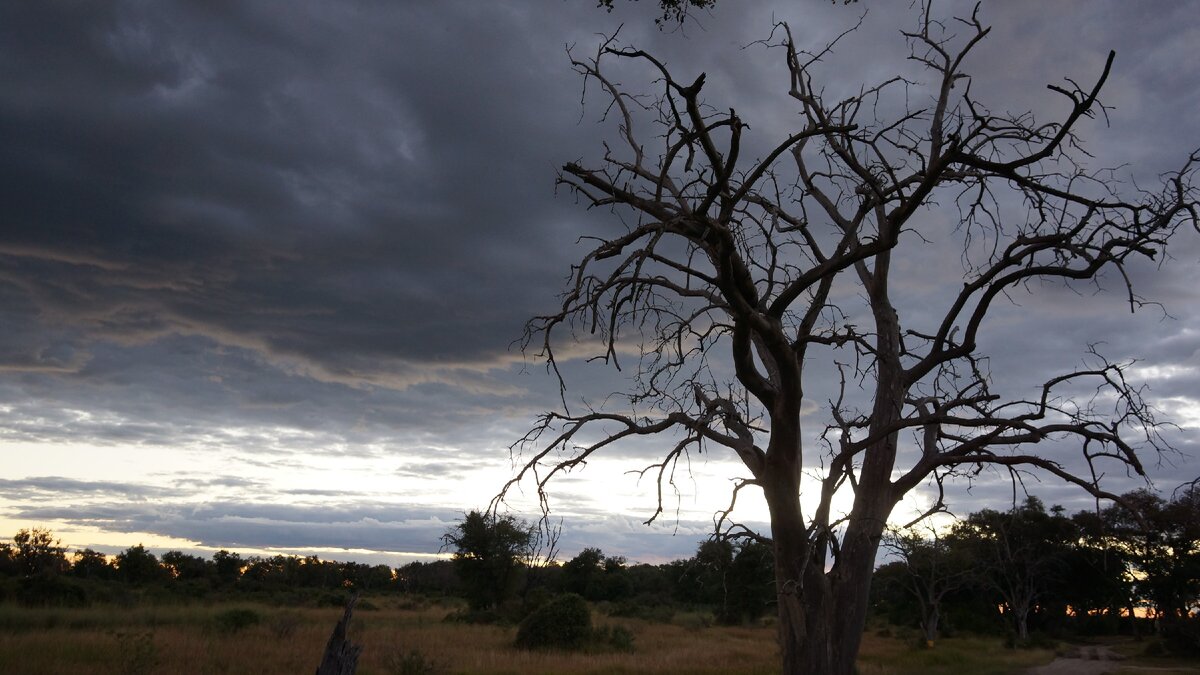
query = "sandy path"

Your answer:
(1027, 646), (1123, 675)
